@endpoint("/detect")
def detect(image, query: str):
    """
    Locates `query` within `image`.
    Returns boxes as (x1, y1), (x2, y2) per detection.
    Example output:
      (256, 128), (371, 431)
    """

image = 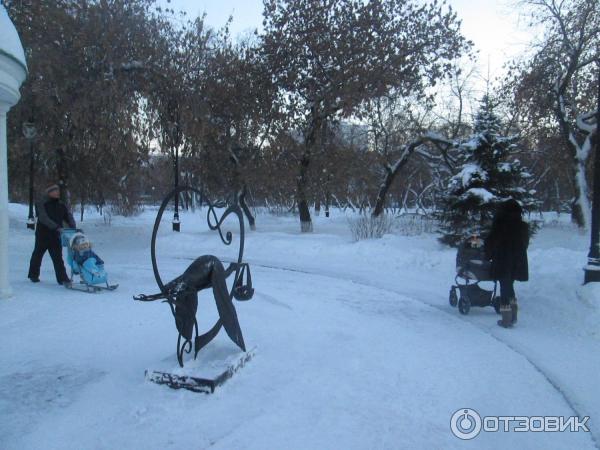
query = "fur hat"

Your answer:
(71, 234), (92, 251)
(46, 184), (60, 194)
